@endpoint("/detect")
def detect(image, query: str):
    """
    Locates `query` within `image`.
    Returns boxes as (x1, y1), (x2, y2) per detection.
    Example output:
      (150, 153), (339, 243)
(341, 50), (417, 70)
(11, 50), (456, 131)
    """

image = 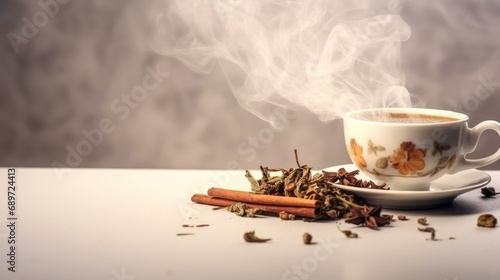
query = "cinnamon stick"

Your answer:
(207, 187), (319, 208)
(191, 194), (321, 219)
